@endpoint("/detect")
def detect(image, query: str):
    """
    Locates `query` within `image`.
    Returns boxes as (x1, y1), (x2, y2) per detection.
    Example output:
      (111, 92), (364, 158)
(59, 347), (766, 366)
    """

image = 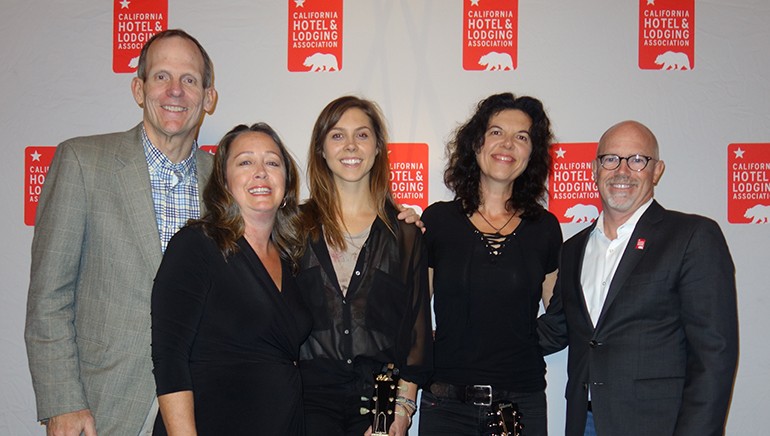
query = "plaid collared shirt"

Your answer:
(141, 128), (201, 253)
